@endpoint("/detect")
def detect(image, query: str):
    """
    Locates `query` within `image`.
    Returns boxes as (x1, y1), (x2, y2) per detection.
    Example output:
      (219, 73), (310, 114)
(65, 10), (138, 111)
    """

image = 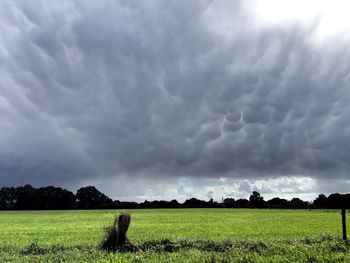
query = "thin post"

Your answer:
(342, 208), (347, 241)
